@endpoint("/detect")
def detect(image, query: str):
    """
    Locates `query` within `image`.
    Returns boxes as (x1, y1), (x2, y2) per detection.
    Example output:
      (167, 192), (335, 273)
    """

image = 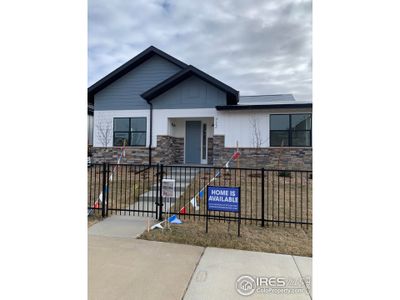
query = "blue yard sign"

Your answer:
(207, 186), (240, 212)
